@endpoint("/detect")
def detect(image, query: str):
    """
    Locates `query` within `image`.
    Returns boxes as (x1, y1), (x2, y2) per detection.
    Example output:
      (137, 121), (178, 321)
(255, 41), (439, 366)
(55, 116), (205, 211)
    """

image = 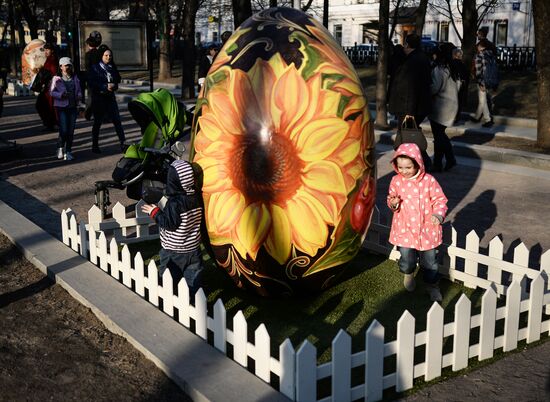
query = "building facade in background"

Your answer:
(323, 0), (535, 48)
